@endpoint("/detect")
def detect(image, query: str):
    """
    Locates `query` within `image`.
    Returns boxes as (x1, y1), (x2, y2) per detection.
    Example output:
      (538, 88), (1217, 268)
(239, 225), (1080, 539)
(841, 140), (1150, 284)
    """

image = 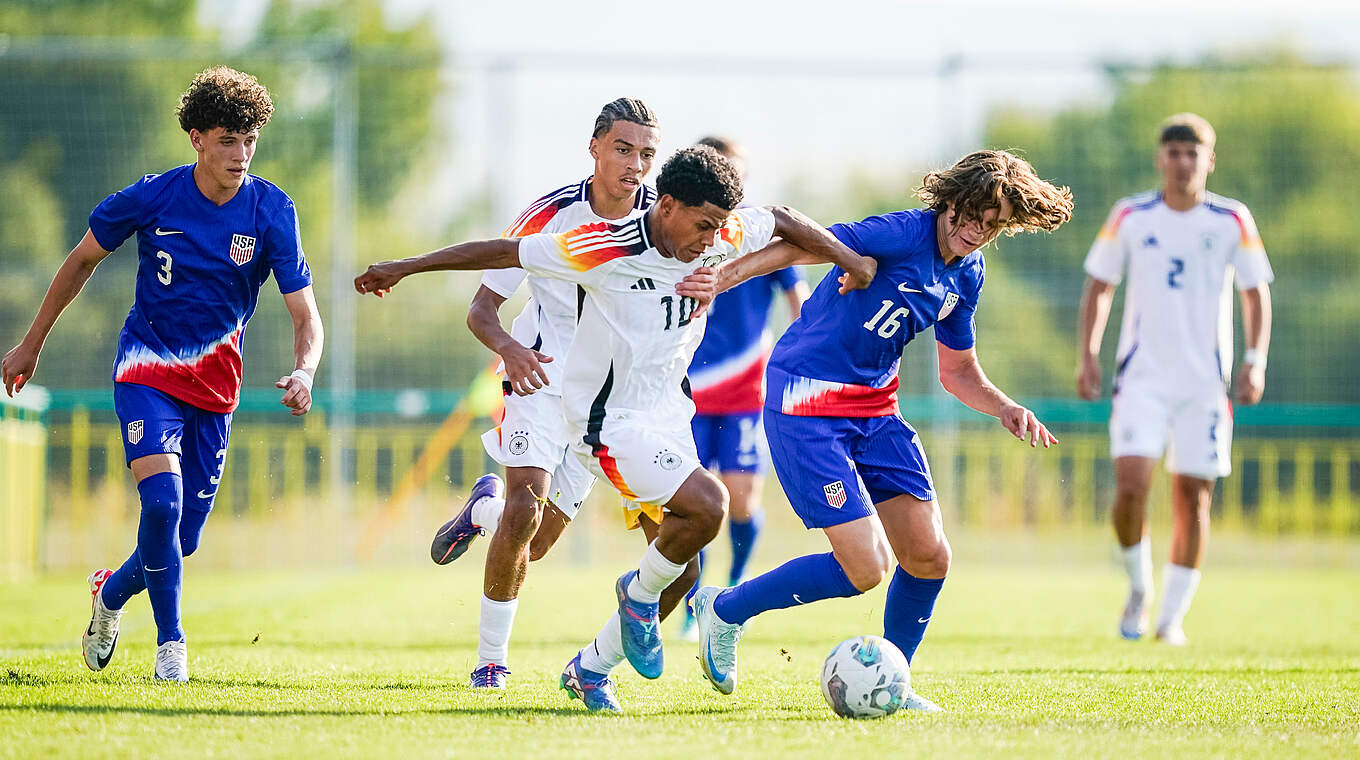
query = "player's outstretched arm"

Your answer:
(937, 343), (1057, 449)
(275, 285), (324, 416)
(1235, 283), (1271, 406)
(466, 285), (553, 397)
(768, 206), (876, 292)
(1075, 275), (1117, 401)
(354, 238), (522, 296)
(2, 230), (112, 397)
